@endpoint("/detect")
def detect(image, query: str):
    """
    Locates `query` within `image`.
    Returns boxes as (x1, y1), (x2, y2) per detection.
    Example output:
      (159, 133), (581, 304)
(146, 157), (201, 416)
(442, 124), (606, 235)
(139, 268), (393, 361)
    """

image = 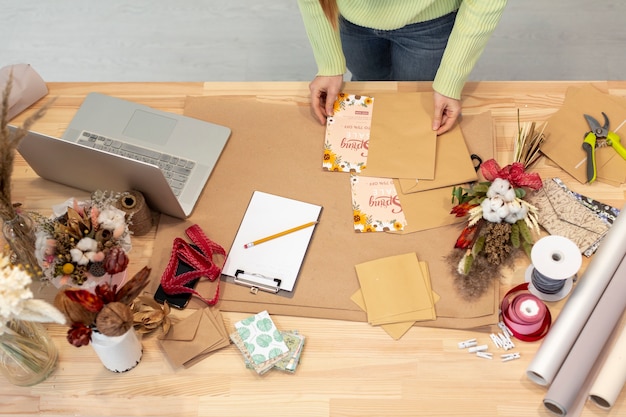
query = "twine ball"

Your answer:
(116, 190), (153, 236)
